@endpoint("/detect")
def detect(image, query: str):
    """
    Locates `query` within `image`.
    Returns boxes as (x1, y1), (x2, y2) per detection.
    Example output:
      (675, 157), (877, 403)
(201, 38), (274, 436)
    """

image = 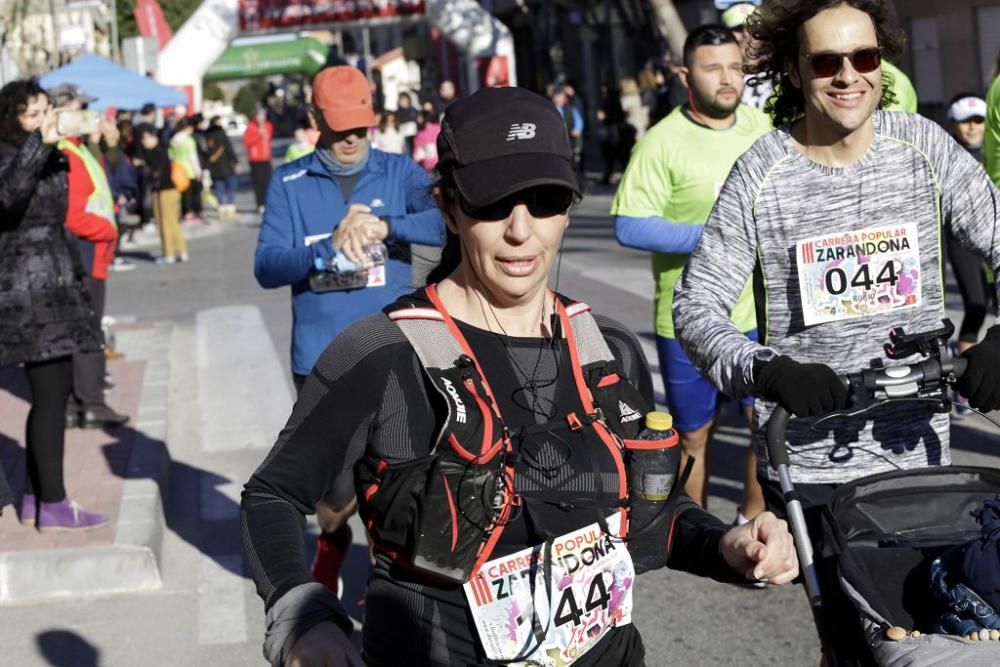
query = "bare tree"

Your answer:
(646, 0), (688, 58)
